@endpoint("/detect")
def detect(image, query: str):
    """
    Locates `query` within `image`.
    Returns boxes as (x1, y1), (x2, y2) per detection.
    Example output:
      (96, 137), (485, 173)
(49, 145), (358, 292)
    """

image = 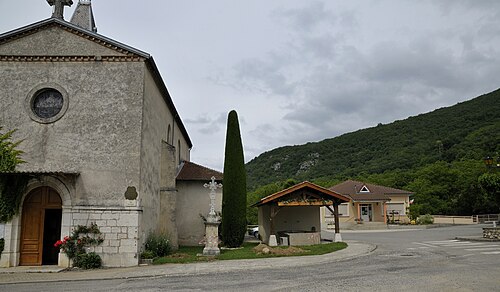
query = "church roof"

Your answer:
(0, 17), (193, 148)
(176, 161), (223, 181)
(70, 0), (97, 32)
